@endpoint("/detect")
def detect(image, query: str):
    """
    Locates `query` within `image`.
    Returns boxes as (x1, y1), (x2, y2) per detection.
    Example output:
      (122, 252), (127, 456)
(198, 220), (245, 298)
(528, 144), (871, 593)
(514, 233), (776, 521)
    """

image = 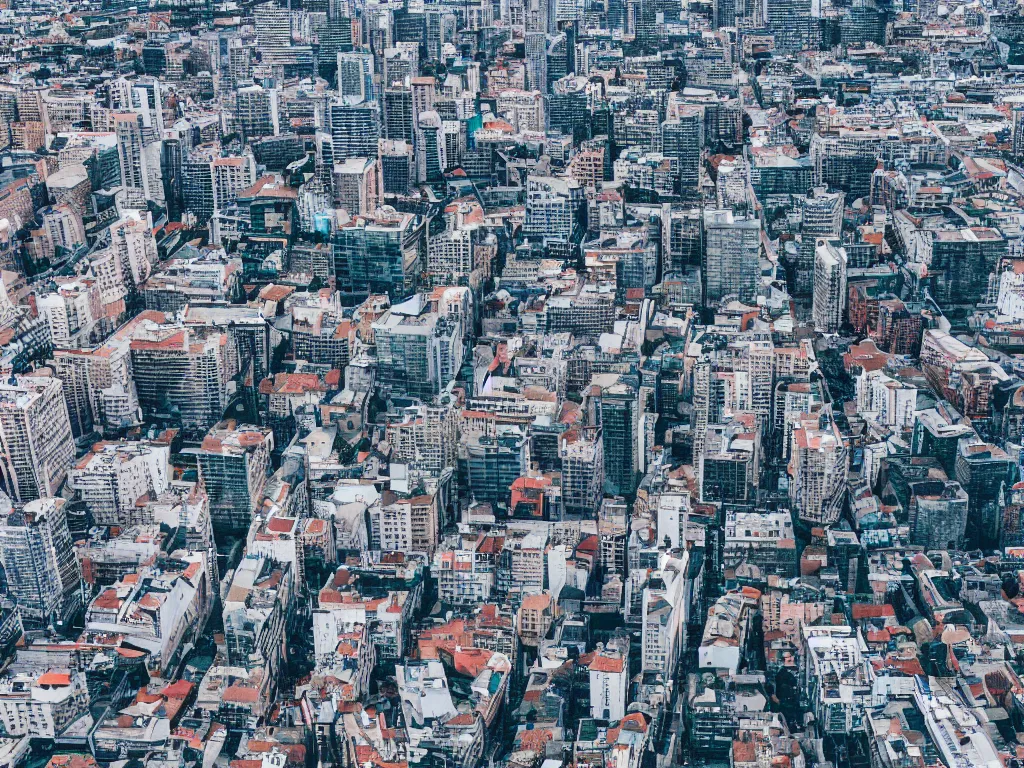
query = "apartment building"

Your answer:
(68, 440), (170, 526)
(192, 421), (273, 536)
(0, 376), (75, 502)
